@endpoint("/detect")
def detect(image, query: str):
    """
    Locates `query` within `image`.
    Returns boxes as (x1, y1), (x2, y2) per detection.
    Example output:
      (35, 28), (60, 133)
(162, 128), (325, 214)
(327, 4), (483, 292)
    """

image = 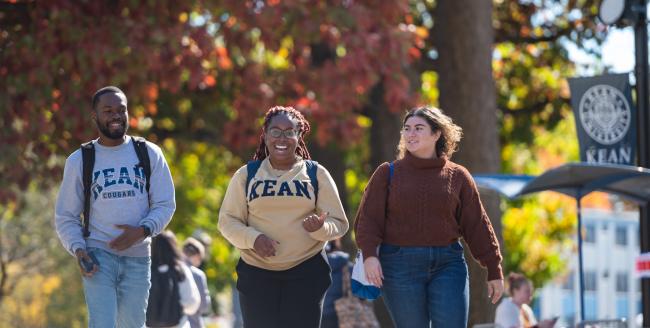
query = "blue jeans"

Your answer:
(82, 247), (151, 328)
(379, 242), (469, 328)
